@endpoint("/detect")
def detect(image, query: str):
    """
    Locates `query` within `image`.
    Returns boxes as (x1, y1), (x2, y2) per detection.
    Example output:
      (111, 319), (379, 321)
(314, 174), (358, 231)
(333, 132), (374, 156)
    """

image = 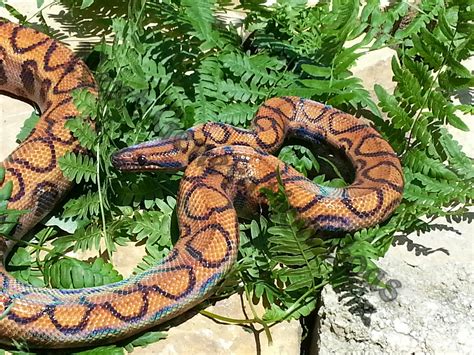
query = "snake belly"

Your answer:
(0, 21), (404, 349)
